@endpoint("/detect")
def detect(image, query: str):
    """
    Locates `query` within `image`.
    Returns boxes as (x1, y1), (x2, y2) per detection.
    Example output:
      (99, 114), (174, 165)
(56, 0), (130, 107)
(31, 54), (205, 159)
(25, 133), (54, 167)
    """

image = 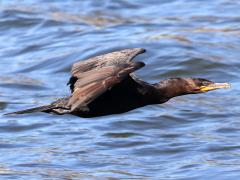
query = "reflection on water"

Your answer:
(0, 0), (240, 179)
